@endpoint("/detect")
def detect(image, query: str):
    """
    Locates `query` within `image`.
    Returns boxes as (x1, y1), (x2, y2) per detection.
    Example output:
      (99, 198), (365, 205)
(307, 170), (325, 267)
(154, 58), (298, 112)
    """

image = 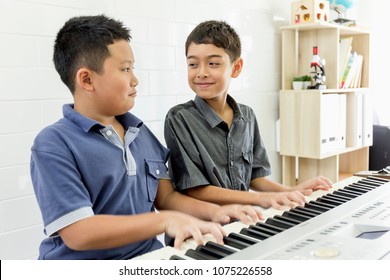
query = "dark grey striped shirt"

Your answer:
(164, 95), (271, 192)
